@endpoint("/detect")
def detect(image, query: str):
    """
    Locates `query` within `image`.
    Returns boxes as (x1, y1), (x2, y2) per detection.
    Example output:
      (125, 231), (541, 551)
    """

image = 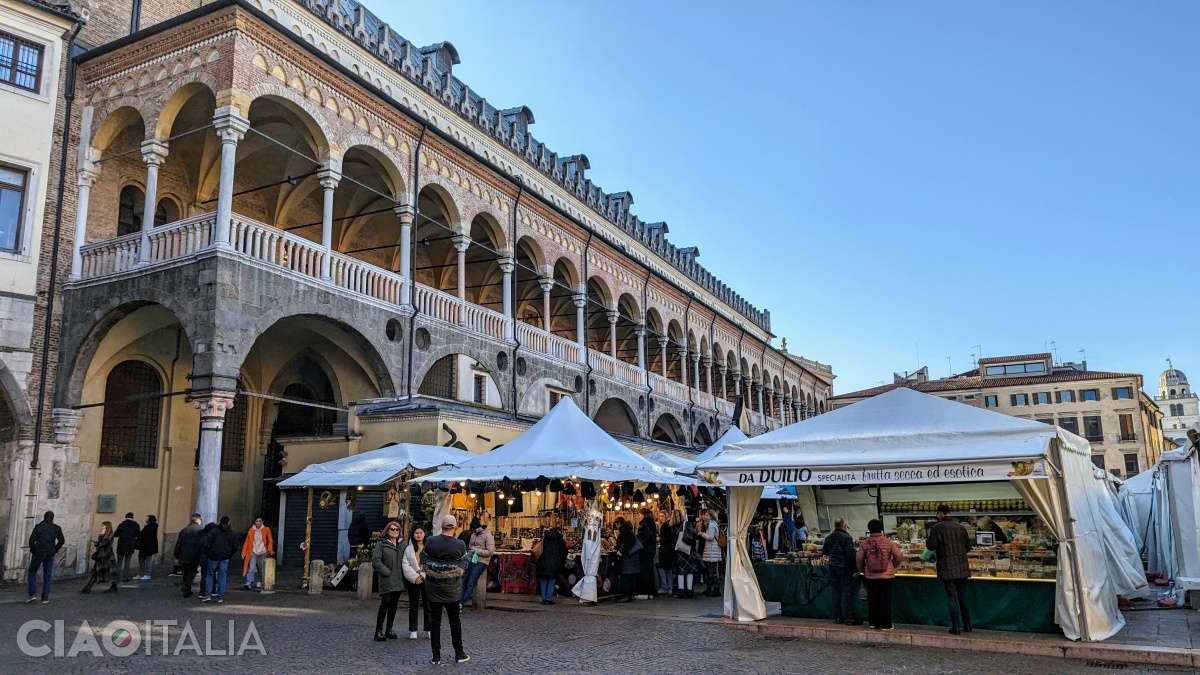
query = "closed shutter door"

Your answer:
(353, 492), (391, 534)
(281, 490), (341, 569)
